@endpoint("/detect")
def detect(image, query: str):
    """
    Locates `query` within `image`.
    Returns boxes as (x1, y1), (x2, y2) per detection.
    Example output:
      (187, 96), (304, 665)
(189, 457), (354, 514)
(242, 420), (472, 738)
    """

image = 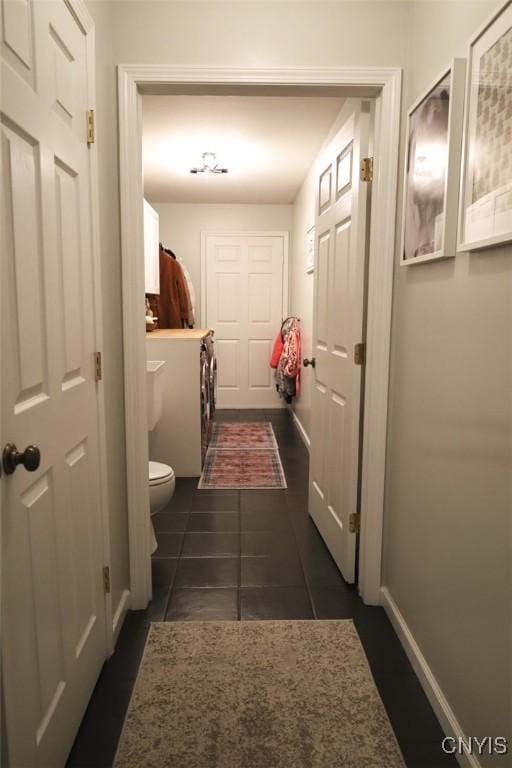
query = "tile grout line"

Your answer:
(162, 508), (190, 620)
(282, 452), (319, 619)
